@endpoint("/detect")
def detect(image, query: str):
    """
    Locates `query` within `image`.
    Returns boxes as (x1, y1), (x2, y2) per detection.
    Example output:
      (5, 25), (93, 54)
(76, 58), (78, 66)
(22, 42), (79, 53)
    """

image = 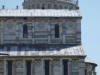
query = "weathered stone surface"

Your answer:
(0, 18), (81, 44)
